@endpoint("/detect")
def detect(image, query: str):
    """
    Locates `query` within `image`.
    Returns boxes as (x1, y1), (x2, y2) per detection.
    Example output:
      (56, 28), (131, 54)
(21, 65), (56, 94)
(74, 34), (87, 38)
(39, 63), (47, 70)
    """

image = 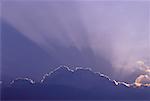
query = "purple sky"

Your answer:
(1, 0), (150, 83)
